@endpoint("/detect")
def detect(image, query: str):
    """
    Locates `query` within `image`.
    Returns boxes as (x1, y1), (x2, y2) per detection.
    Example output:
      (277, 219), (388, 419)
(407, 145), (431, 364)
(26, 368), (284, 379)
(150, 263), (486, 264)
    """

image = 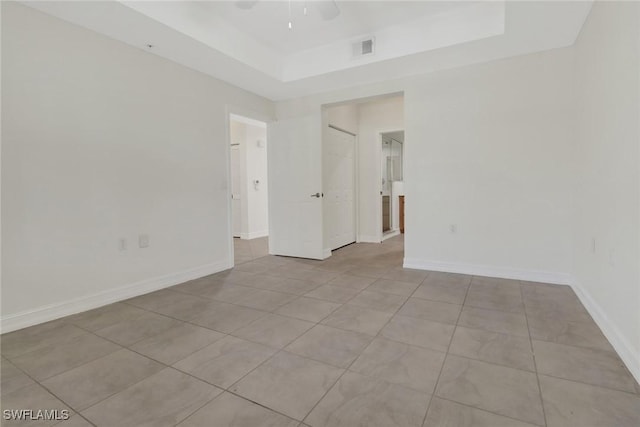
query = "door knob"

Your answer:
(311, 192), (321, 198)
